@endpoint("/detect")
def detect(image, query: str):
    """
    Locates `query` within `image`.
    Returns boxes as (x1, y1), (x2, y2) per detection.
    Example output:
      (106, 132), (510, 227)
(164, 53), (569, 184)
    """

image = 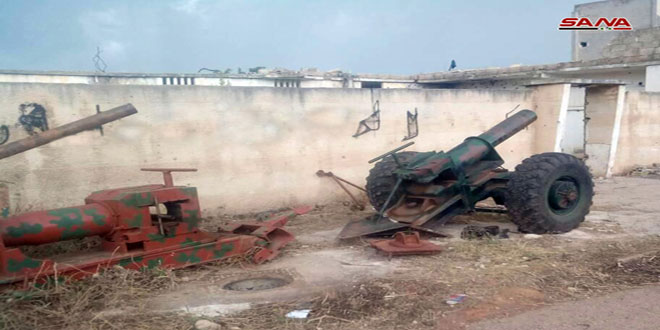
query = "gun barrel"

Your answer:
(478, 109), (537, 147)
(0, 203), (116, 246)
(447, 110), (537, 168)
(0, 103), (137, 160)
